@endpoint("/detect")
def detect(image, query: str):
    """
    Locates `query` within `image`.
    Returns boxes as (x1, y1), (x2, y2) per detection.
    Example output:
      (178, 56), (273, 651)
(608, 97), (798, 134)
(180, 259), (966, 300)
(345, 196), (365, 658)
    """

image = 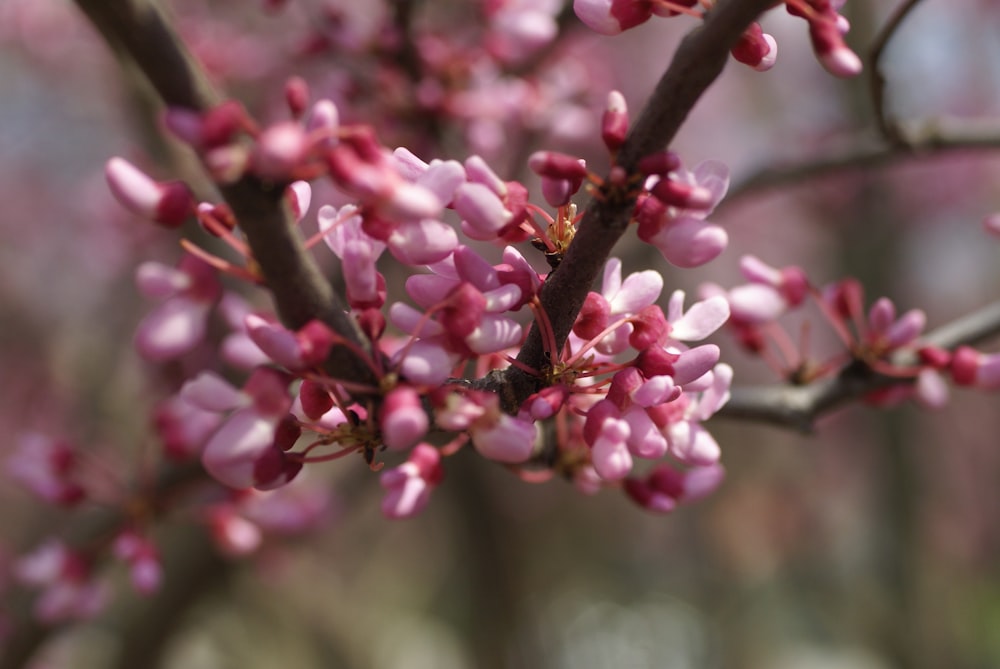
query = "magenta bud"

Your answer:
(299, 380), (334, 420)
(601, 90), (629, 152)
(637, 151), (681, 177)
(731, 22), (777, 72)
(284, 76), (310, 118)
(650, 177), (713, 210)
(251, 121), (309, 181)
(809, 18), (862, 78)
(573, 292), (611, 340)
(200, 100), (248, 148)
(105, 157), (193, 227)
(381, 386), (429, 450)
(527, 150), (588, 180)
(949, 346), (980, 386)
